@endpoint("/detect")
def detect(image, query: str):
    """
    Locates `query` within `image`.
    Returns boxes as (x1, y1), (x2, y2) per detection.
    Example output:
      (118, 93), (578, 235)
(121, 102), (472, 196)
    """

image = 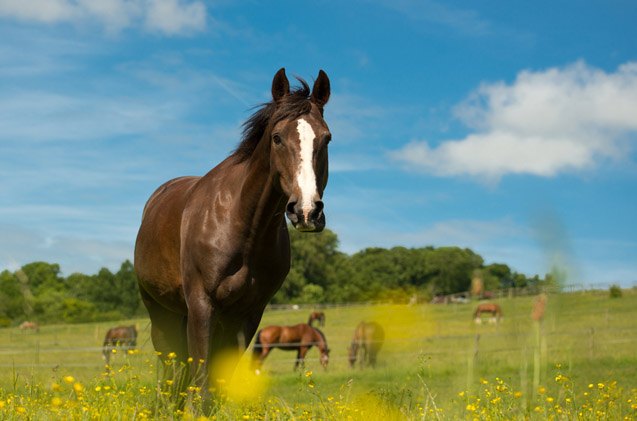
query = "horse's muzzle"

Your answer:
(286, 199), (325, 232)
